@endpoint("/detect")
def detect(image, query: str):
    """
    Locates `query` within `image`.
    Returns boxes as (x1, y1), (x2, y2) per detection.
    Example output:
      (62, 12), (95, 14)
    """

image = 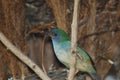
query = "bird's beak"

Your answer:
(46, 31), (55, 38)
